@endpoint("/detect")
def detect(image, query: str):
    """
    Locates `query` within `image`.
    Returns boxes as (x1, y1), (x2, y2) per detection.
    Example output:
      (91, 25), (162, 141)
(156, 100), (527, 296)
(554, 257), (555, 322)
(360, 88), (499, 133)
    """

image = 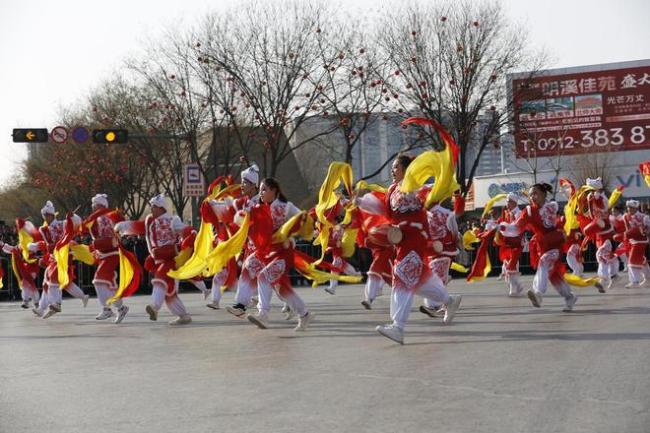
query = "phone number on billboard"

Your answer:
(520, 125), (650, 152)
